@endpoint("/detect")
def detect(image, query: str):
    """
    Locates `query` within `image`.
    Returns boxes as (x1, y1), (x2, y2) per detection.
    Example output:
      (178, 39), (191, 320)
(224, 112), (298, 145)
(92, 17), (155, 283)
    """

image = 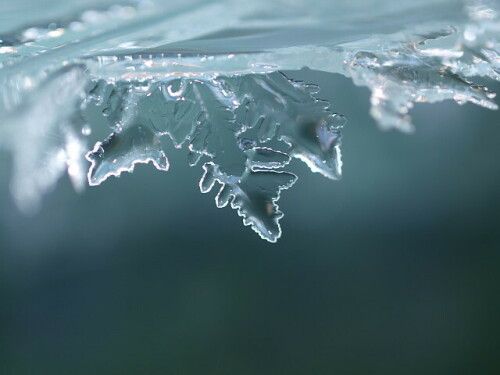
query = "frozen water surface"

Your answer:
(0, 0), (498, 241)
